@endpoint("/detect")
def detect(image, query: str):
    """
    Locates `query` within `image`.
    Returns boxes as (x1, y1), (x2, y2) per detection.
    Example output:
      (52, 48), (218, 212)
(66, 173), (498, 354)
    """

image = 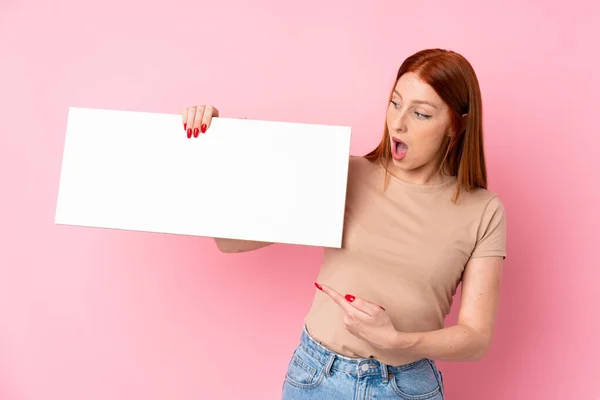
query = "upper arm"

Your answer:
(457, 195), (507, 344)
(214, 238), (273, 253)
(457, 256), (504, 345)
